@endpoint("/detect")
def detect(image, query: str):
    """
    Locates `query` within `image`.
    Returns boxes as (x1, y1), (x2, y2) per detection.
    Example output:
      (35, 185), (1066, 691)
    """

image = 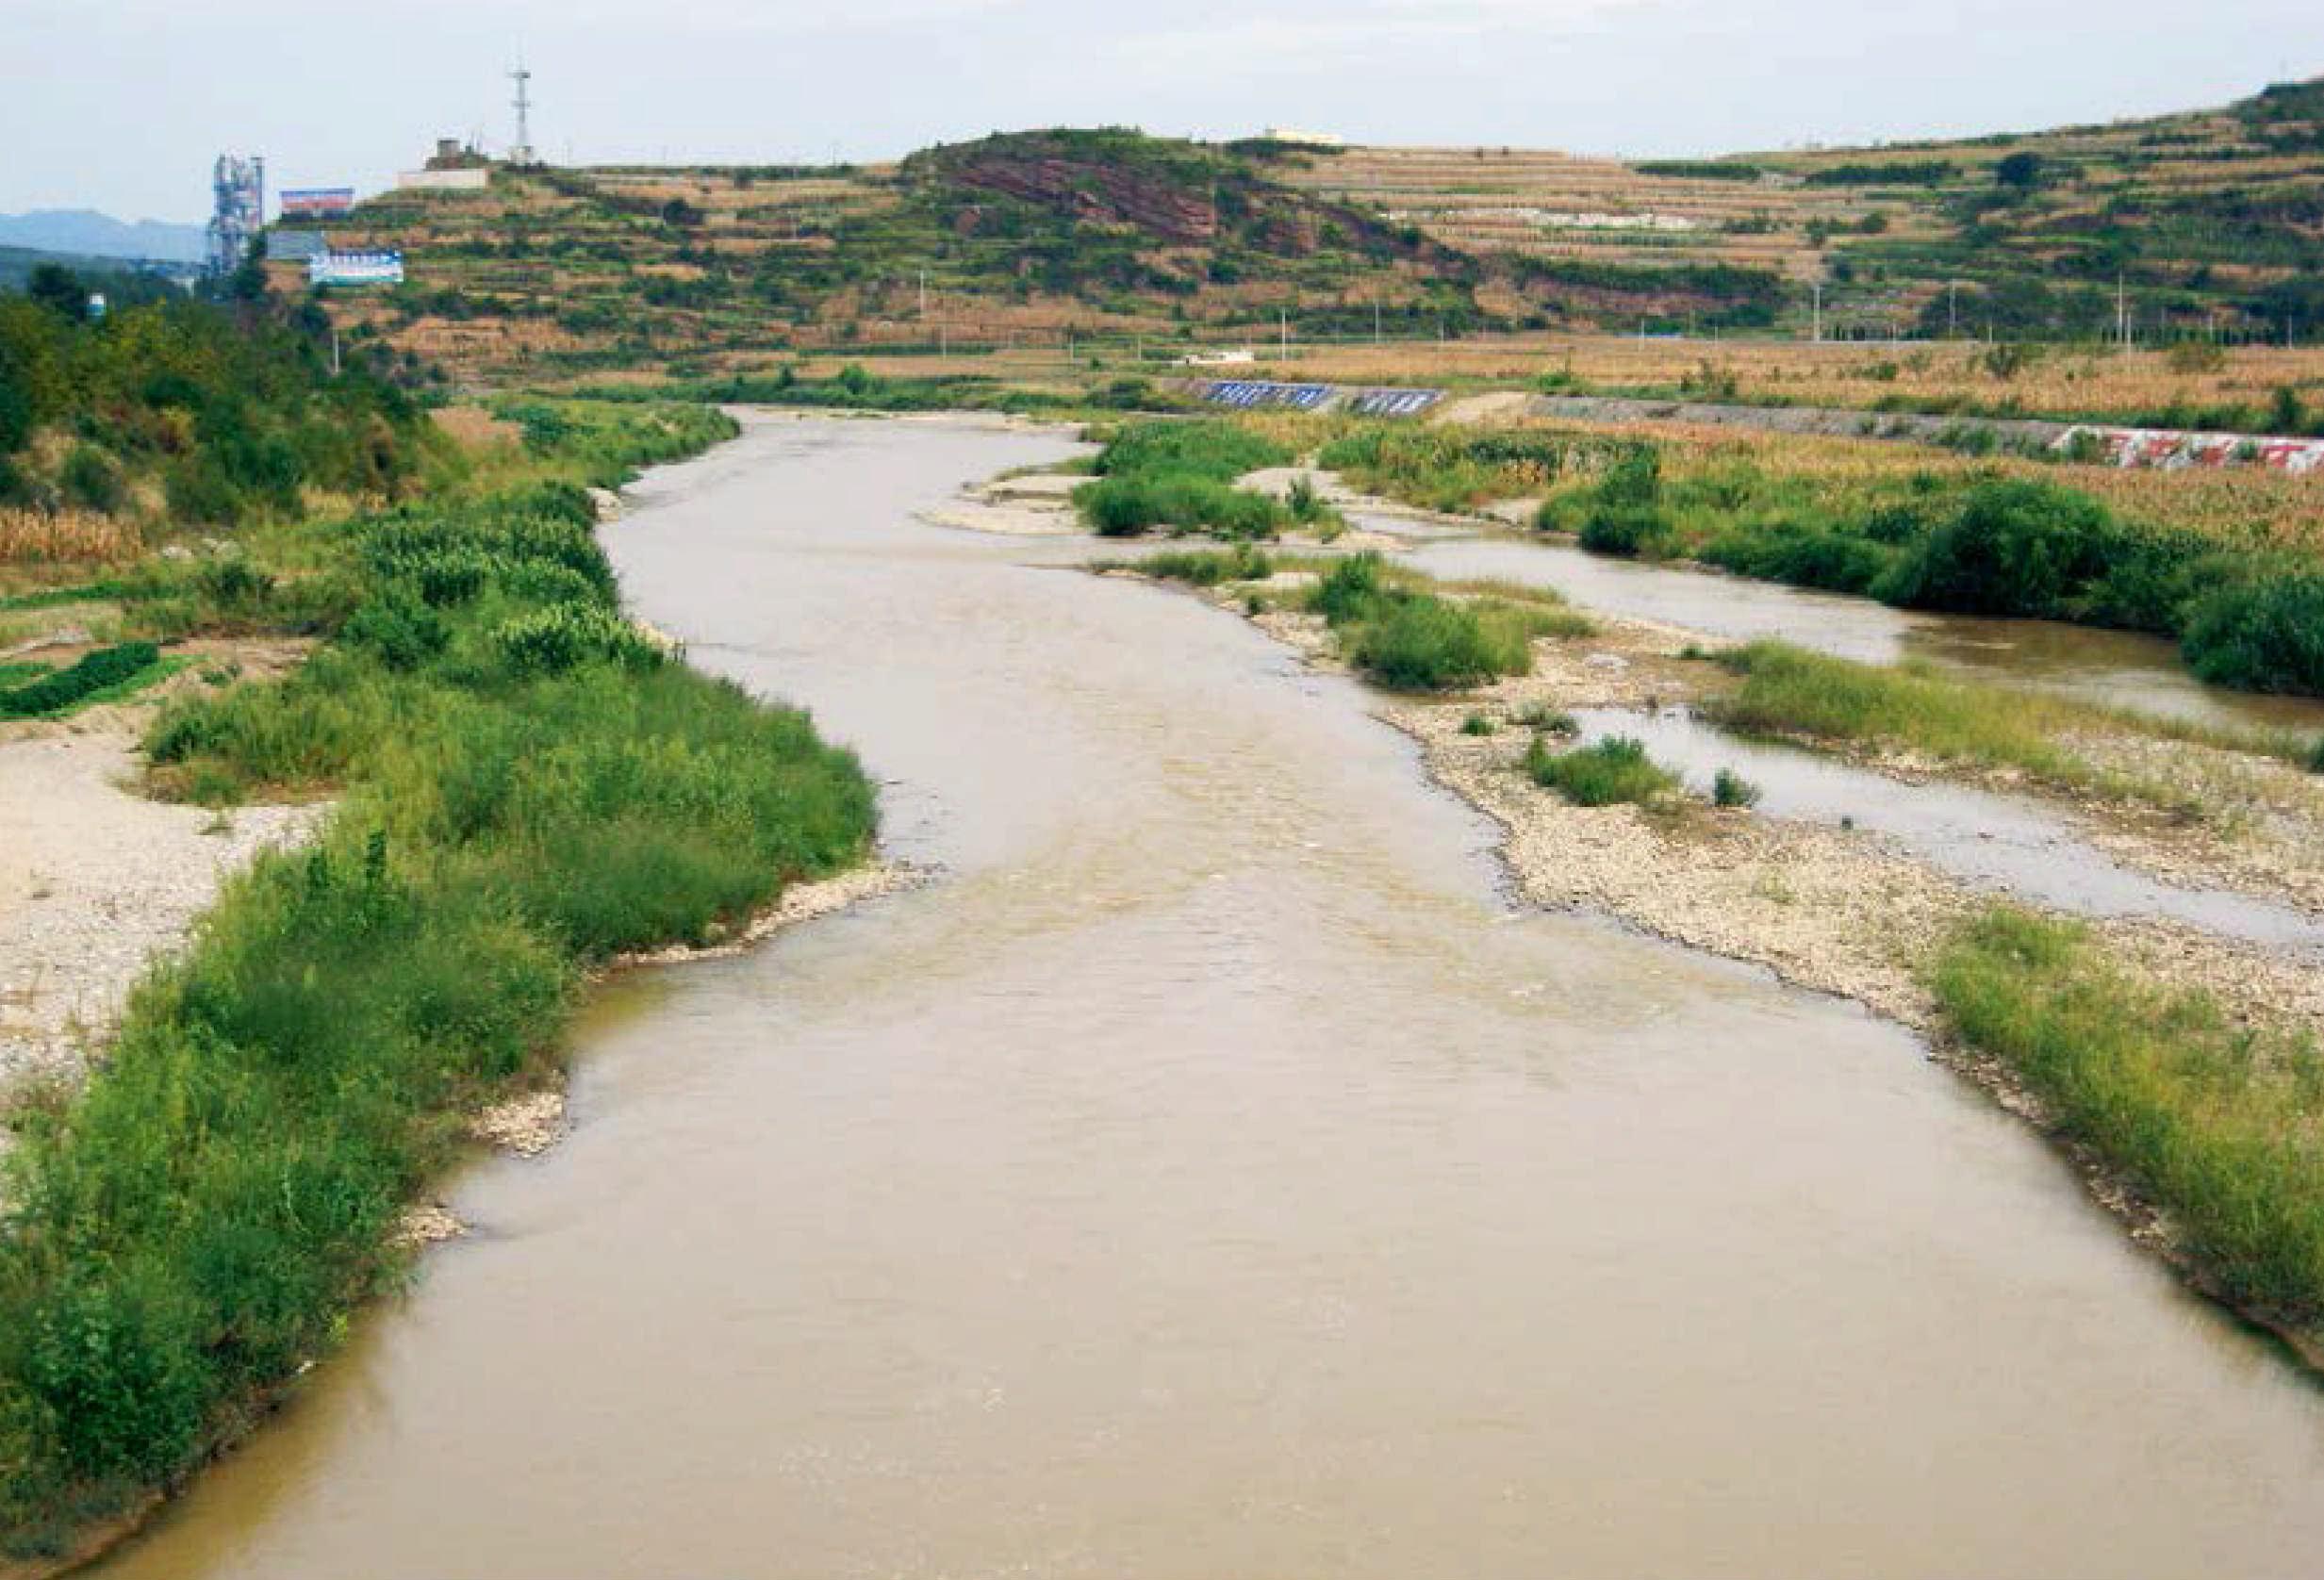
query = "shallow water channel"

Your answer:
(1570, 706), (2324, 954)
(1402, 529), (2324, 738)
(105, 418), (2324, 1579)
